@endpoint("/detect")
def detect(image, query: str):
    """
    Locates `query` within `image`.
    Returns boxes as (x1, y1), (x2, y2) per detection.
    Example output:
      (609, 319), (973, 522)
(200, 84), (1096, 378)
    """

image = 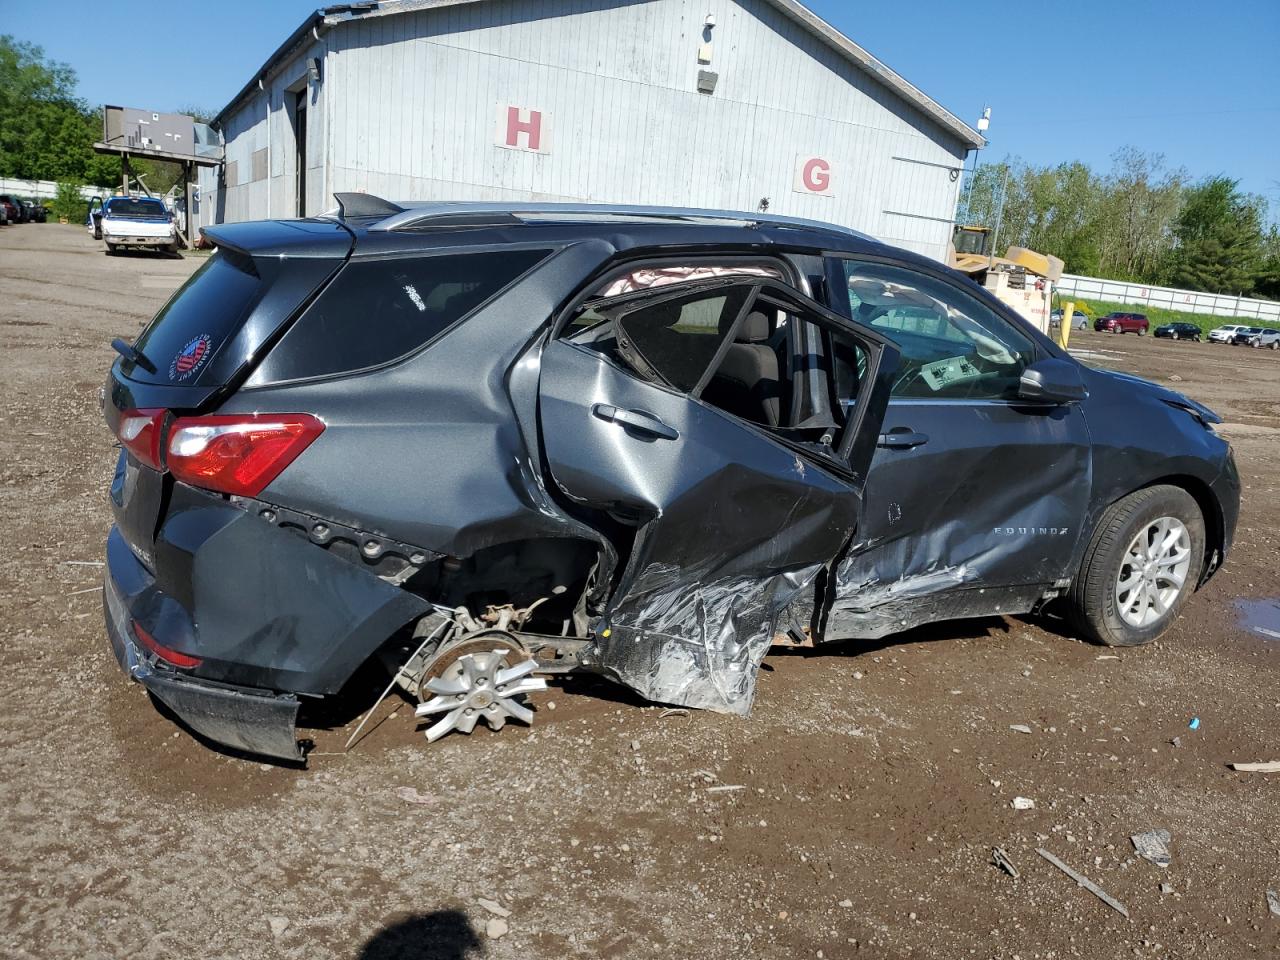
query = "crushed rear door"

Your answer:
(536, 278), (898, 713)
